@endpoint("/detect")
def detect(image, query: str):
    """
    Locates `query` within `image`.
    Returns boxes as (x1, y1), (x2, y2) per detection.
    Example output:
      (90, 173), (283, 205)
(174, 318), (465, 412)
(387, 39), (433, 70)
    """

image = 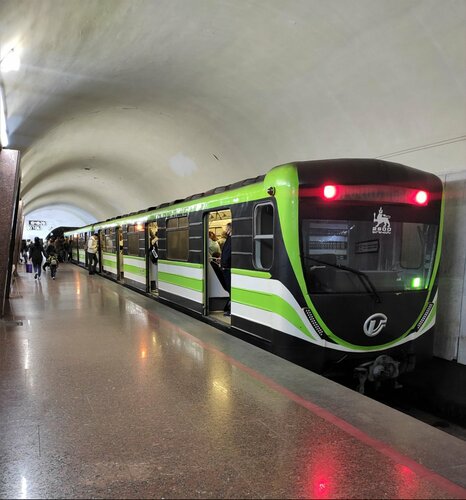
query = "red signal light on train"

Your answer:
(322, 184), (338, 200)
(414, 190), (428, 205)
